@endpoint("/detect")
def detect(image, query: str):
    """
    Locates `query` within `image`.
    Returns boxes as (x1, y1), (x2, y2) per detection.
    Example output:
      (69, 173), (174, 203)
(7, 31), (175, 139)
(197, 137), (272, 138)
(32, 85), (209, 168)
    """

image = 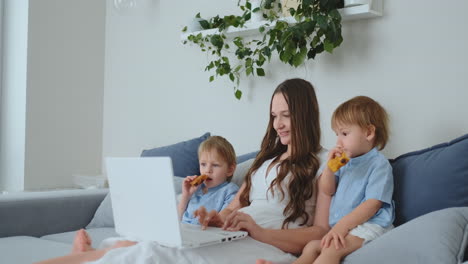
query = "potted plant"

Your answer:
(182, 0), (344, 99)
